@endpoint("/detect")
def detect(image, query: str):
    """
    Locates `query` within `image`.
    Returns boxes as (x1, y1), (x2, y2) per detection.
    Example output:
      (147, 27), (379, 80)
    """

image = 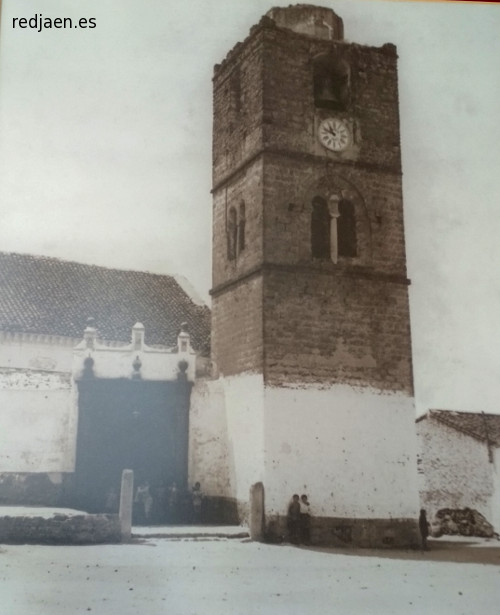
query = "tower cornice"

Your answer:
(212, 147), (402, 194)
(210, 261), (410, 298)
